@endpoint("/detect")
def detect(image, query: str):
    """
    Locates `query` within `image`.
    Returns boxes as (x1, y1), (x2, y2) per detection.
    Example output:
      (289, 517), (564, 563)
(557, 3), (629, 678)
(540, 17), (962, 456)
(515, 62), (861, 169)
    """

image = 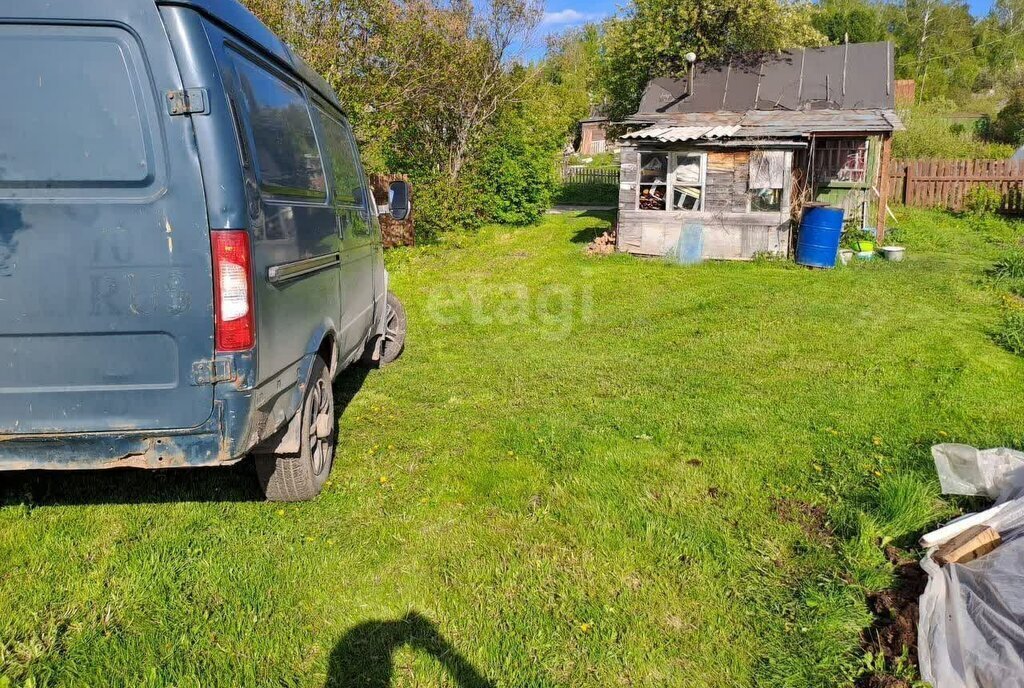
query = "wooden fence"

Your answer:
(561, 164), (620, 186)
(887, 159), (1024, 214)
